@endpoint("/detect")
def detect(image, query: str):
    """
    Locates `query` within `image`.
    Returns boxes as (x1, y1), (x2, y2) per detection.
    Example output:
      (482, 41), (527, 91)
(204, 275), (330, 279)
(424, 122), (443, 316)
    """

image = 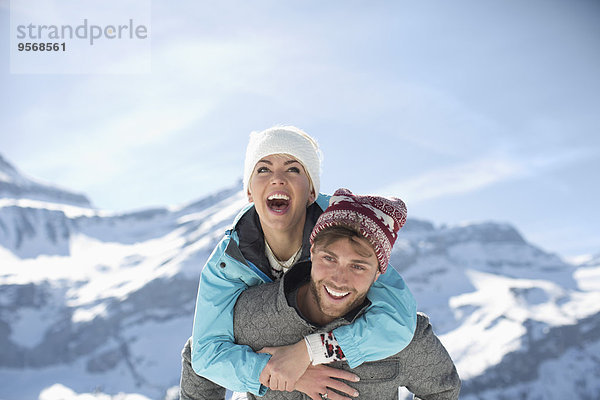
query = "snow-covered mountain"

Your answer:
(0, 155), (91, 208)
(0, 154), (598, 400)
